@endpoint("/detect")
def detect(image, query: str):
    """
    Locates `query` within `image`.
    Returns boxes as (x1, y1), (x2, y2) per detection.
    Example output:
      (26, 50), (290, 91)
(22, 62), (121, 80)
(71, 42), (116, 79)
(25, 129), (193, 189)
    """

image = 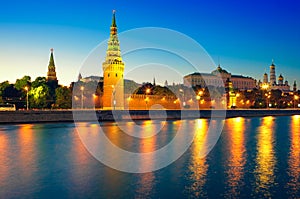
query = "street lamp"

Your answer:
(145, 88), (150, 110)
(294, 95), (298, 109)
(80, 86), (84, 109)
(265, 92), (271, 109)
(24, 86), (29, 110)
